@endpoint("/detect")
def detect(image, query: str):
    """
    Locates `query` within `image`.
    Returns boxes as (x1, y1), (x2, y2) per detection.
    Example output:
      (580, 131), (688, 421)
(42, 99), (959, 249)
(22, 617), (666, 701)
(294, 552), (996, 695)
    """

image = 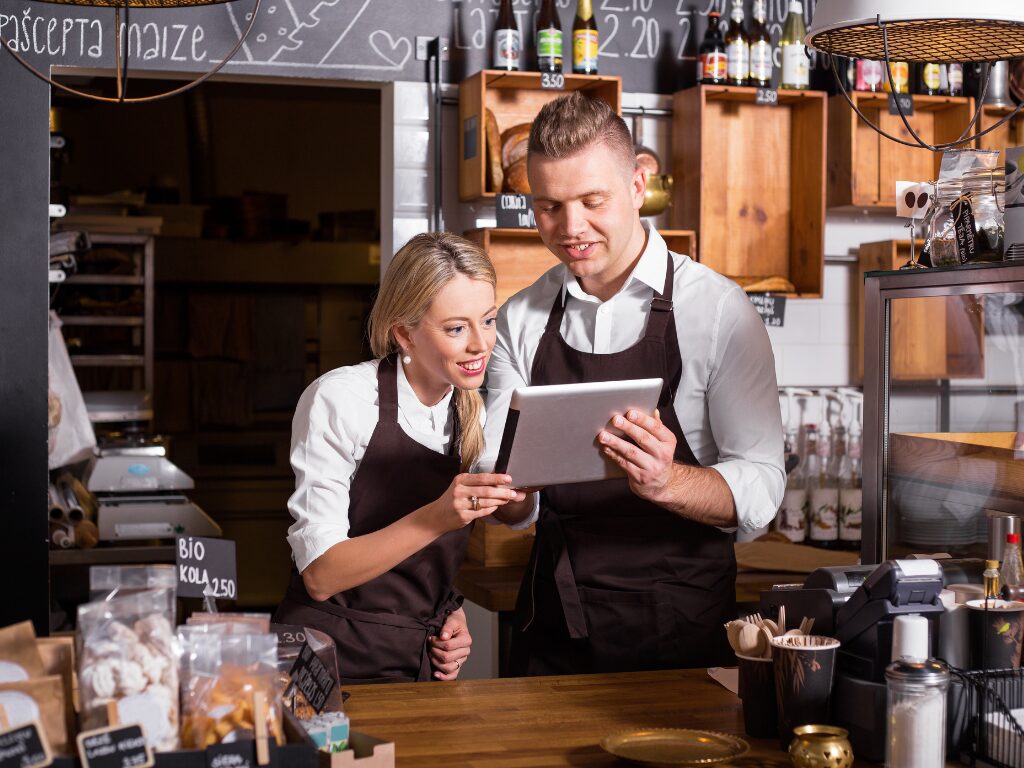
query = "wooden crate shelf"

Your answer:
(856, 240), (985, 381)
(464, 228), (696, 306)
(828, 93), (975, 211)
(458, 70), (622, 202)
(671, 85), (826, 298)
